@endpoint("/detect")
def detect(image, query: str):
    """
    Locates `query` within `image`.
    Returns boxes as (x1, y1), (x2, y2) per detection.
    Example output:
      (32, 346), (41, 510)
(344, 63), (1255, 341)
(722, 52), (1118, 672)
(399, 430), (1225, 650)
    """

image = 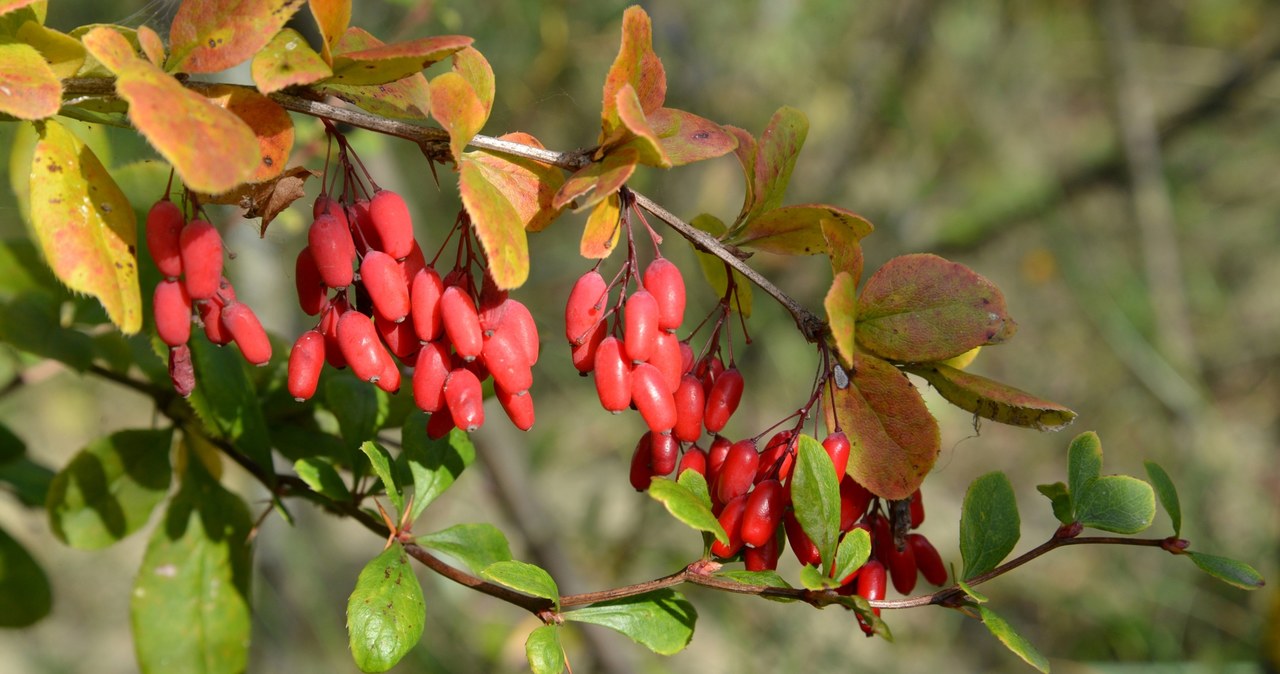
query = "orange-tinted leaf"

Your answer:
(16, 22), (84, 79)
(68, 23), (141, 78)
(725, 125), (758, 222)
(199, 84), (294, 183)
(459, 157), (528, 289)
(451, 46), (493, 122)
(646, 108), (736, 167)
(251, 27), (331, 94)
(746, 106), (808, 224)
(0, 0), (43, 16)
(580, 194), (621, 260)
(552, 148), (637, 211)
(430, 71), (486, 163)
(307, 0), (349, 64)
(600, 6), (665, 135)
(612, 84), (669, 167)
(822, 217), (864, 281)
(857, 253), (1017, 363)
(690, 213), (752, 317)
(29, 119), (141, 333)
(825, 272), (855, 367)
(168, 0), (304, 74)
(205, 165), (318, 234)
(317, 28), (429, 120)
(464, 132), (564, 233)
(908, 363), (1077, 432)
(727, 204), (872, 256)
(0, 42), (60, 120)
(329, 33), (471, 86)
(136, 24), (164, 66)
(82, 27), (260, 194)
(825, 352), (938, 499)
